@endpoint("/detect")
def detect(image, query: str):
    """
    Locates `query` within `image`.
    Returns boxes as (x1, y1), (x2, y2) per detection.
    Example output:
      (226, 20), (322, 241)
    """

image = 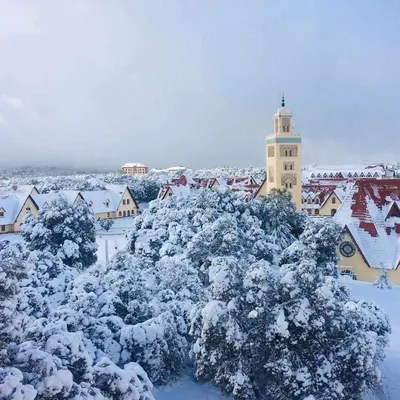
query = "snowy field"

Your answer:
(155, 279), (400, 400)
